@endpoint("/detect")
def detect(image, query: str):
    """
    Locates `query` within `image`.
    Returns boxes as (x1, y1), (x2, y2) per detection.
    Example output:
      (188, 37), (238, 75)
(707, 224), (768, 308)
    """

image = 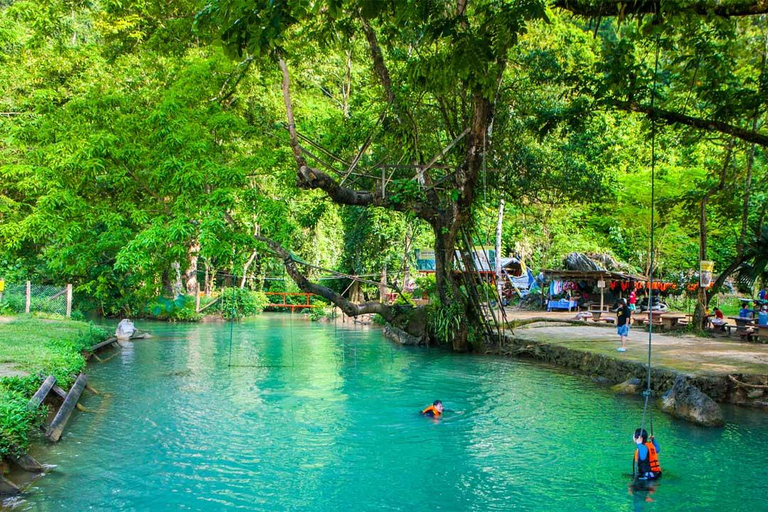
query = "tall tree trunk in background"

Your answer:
(184, 240), (200, 295)
(694, 139), (733, 329)
(495, 199), (505, 298)
(204, 262), (211, 296)
(171, 261), (183, 296)
(240, 250), (258, 289)
(240, 225), (260, 289)
(400, 225), (413, 291)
